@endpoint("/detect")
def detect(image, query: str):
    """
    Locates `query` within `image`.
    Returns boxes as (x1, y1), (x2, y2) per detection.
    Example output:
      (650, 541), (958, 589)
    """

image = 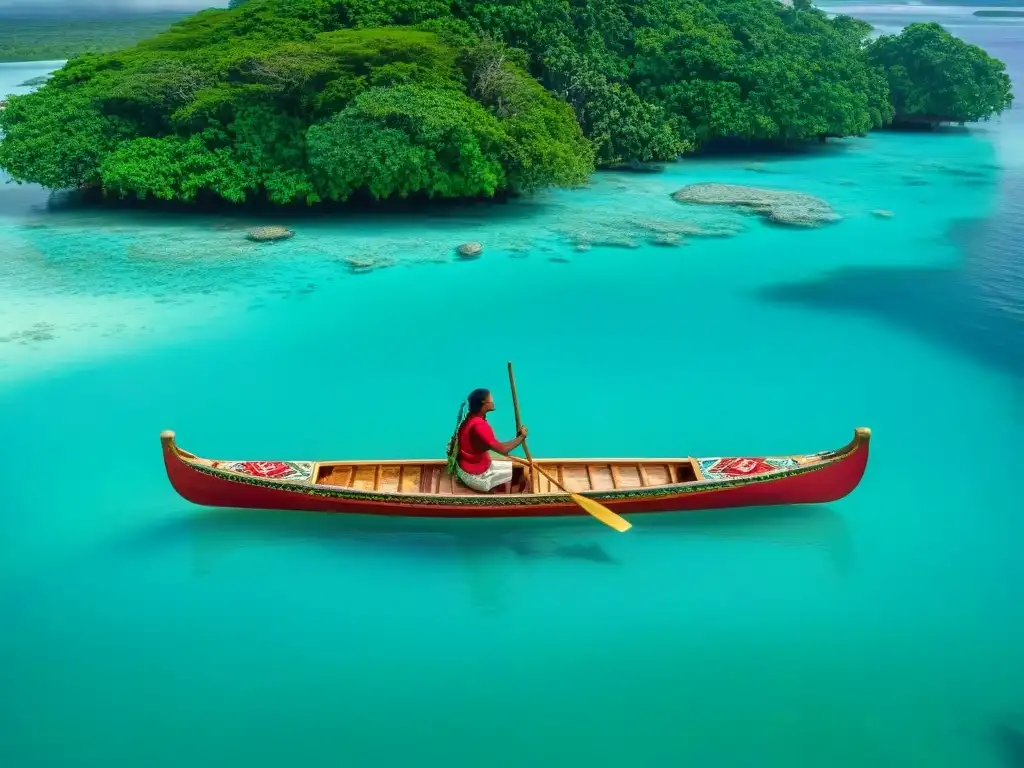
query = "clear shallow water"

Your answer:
(2, 8), (1024, 768)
